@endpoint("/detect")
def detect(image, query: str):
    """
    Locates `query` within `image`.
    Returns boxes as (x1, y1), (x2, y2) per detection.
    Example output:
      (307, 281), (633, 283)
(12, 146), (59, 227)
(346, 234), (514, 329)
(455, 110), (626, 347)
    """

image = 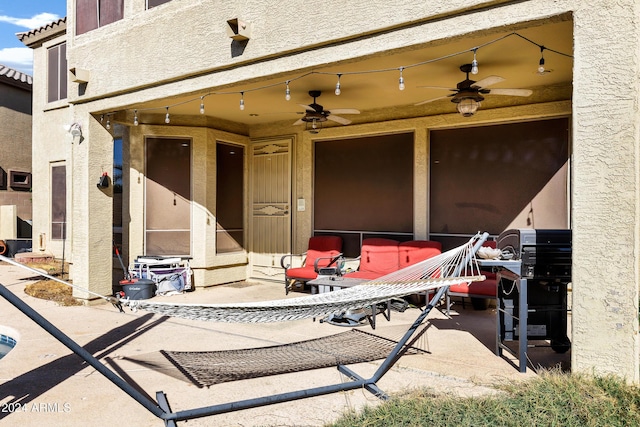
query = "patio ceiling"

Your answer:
(124, 16), (573, 130)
